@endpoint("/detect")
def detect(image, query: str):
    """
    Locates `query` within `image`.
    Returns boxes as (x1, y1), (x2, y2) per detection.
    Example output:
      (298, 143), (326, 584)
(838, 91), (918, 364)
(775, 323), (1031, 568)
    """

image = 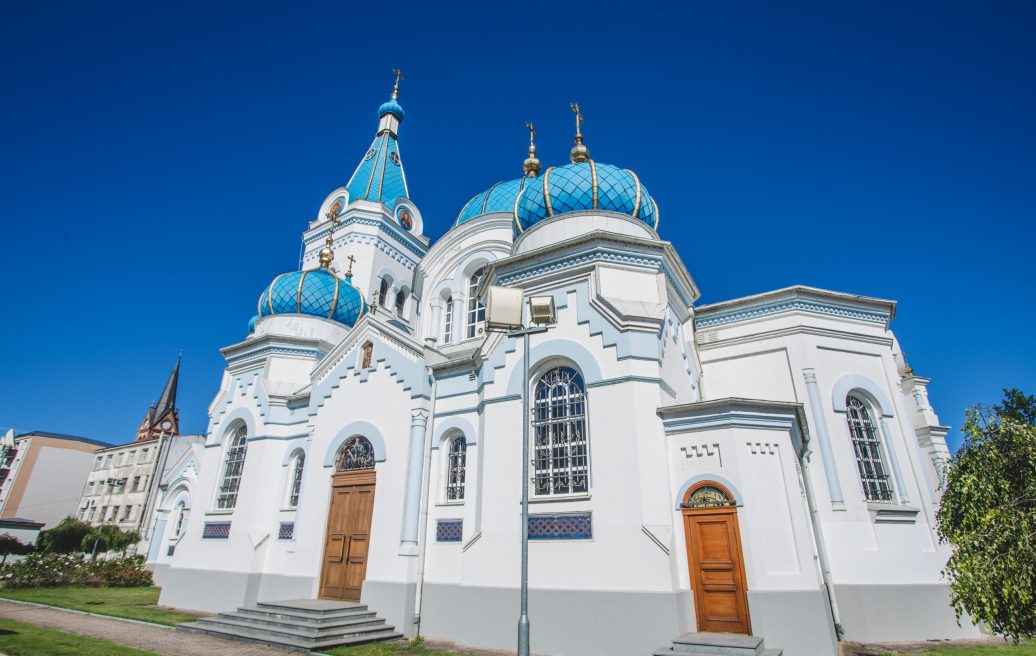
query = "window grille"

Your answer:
(216, 425), (249, 509)
(845, 396), (893, 502)
(465, 268), (486, 339)
(446, 437), (467, 501)
(336, 436), (375, 471)
(532, 366), (589, 496)
(288, 453), (305, 508)
(442, 297), (454, 344)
